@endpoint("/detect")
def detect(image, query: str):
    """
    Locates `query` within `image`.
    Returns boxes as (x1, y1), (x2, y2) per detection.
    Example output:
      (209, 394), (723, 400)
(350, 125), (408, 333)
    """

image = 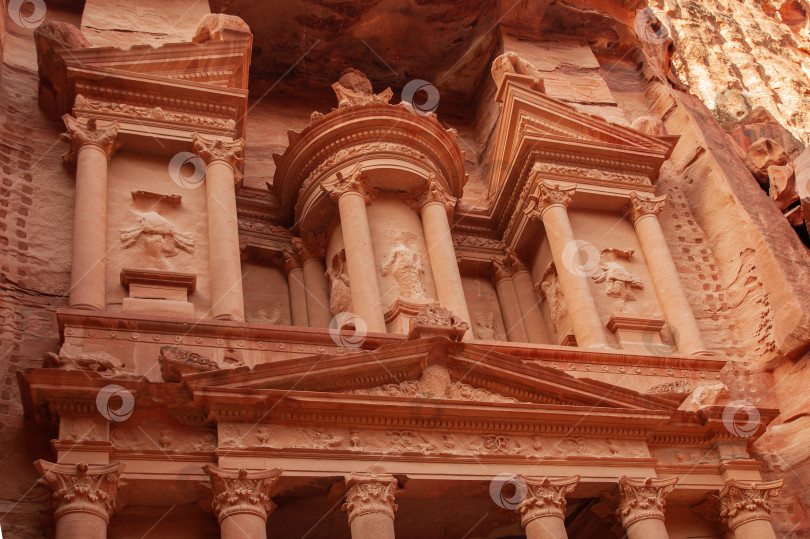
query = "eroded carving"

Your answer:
(44, 343), (124, 376)
(204, 466), (282, 523)
(34, 461), (123, 523)
(616, 476), (678, 528)
(343, 473), (398, 524)
(326, 249), (352, 316)
(332, 68), (393, 108)
(491, 52), (544, 91)
(592, 260), (644, 301)
(381, 238), (428, 303)
(62, 115), (120, 165)
(119, 211), (194, 260)
(517, 476), (580, 526)
(537, 263), (571, 338)
(717, 479), (783, 531)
